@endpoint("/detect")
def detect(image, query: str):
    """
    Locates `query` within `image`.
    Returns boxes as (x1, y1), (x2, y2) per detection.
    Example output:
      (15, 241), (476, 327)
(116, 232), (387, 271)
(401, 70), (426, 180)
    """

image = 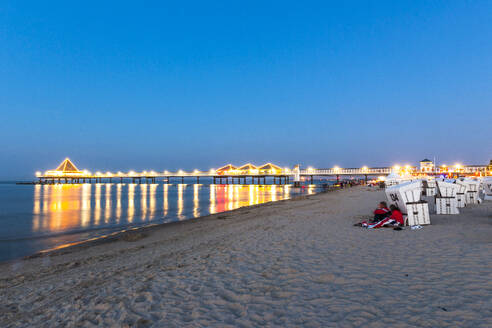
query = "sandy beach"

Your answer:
(1, 186), (491, 327)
